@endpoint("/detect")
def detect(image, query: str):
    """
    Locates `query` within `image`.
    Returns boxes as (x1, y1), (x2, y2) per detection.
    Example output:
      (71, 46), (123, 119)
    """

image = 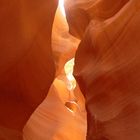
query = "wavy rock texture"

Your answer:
(23, 6), (86, 140)
(0, 0), (57, 137)
(1, 0), (140, 139)
(65, 0), (140, 139)
(65, 0), (129, 39)
(23, 78), (87, 140)
(52, 7), (80, 76)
